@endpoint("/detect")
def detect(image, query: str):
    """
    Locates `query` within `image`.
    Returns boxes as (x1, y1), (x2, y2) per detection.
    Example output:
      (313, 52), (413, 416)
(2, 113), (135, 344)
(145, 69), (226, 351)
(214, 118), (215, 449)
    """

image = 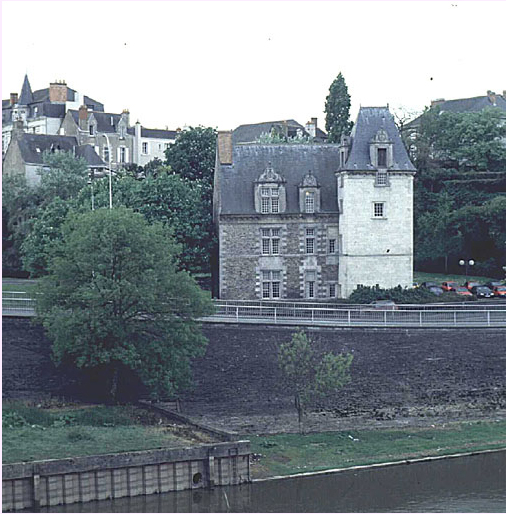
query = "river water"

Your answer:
(41, 450), (505, 513)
